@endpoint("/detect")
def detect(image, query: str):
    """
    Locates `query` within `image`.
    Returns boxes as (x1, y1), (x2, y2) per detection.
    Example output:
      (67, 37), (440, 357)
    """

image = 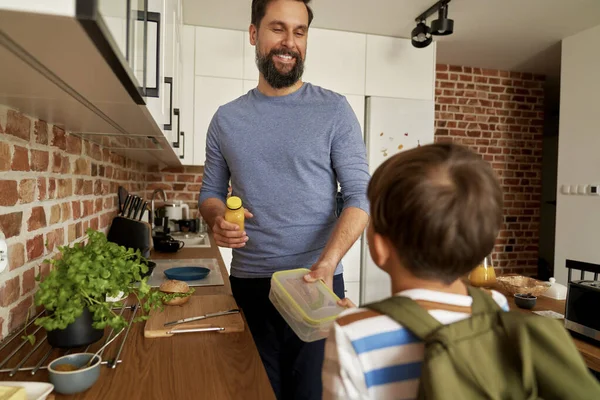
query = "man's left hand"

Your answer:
(304, 262), (336, 290)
